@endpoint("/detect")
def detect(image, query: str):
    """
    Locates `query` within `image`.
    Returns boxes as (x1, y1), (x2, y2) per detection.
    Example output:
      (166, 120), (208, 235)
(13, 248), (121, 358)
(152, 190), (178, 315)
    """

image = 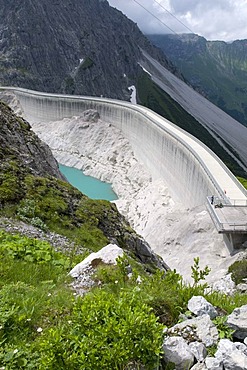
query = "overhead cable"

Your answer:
(132, 0), (177, 34)
(153, 0), (194, 34)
